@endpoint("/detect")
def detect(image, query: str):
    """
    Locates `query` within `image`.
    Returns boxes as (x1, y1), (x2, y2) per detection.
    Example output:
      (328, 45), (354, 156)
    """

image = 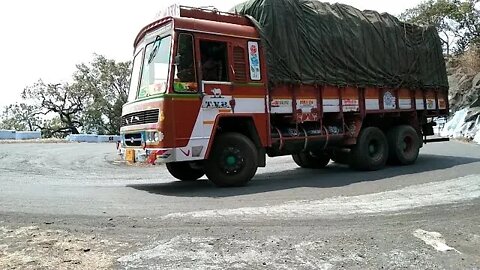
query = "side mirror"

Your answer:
(174, 55), (181, 65)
